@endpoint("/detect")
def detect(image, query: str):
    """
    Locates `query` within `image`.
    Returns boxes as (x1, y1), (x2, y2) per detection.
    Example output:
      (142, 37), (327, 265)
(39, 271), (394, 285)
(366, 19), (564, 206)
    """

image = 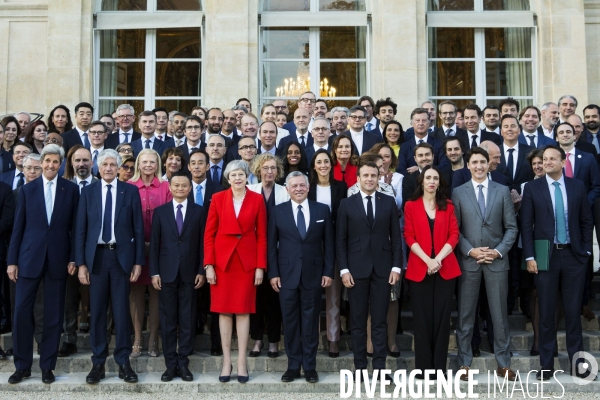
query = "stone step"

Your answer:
(1, 350), (599, 375)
